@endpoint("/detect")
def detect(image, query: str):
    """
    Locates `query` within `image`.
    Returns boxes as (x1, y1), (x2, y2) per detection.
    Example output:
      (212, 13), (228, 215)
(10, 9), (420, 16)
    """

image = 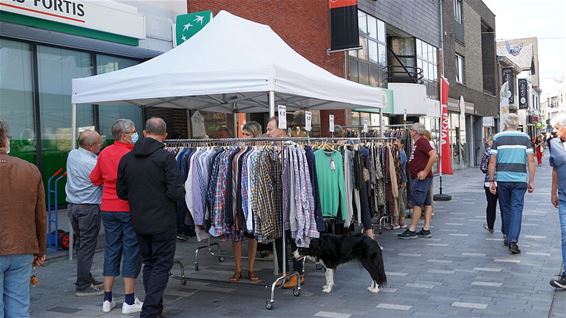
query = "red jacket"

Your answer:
(90, 141), (133, 212)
